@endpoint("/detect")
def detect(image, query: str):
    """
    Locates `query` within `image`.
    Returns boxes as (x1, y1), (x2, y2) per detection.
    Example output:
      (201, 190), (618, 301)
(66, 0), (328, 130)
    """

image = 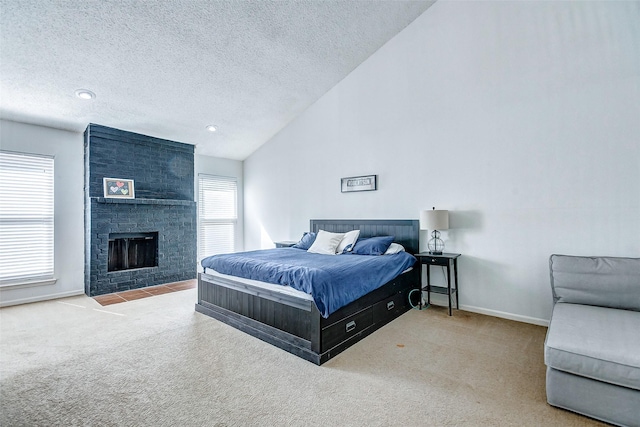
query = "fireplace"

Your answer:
(108, 232), (158, 272)
(84, 124), (197, 297)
